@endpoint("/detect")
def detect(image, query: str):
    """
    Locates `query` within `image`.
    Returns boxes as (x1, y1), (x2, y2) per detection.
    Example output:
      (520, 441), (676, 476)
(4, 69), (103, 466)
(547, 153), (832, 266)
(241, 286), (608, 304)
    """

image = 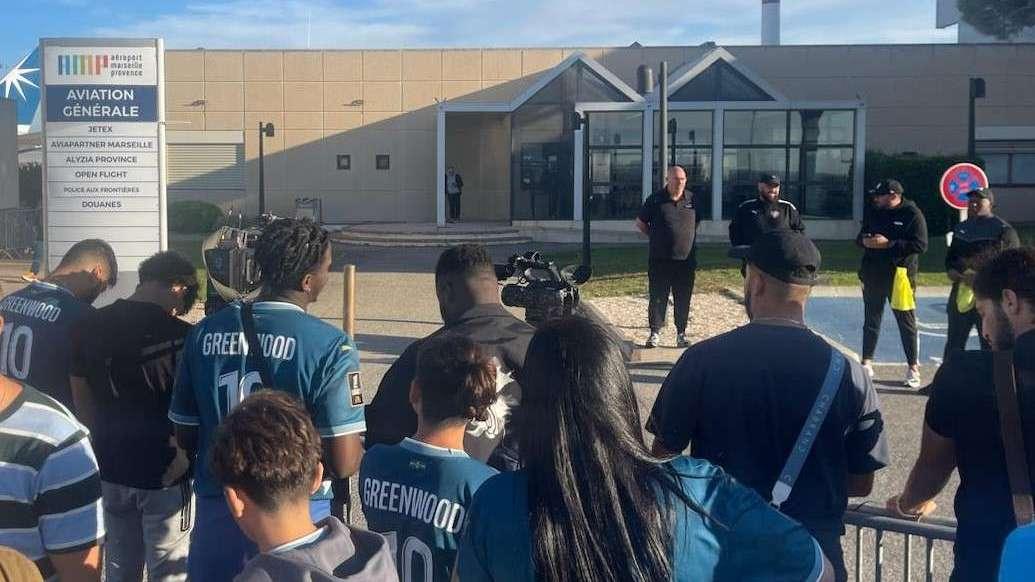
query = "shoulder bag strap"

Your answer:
(771, 347), (846, 508)
(993, 350), (1035, 527)
(240, 302), (273, 388)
